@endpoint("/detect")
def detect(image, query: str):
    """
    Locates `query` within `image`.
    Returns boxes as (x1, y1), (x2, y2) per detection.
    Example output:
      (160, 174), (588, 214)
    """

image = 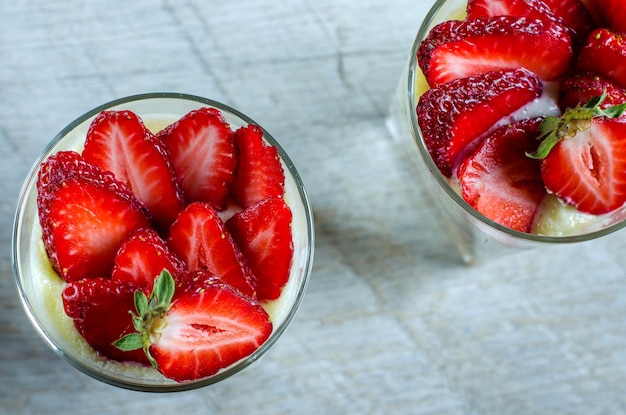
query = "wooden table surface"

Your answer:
(2, 1), (626, 414)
